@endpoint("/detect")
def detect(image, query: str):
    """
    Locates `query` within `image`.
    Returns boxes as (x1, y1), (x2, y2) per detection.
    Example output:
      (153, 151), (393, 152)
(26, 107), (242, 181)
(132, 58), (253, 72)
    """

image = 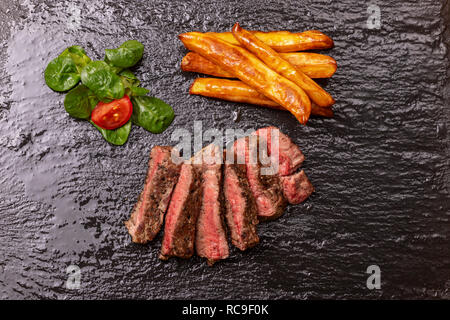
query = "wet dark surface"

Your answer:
(0, 0), (449, 299)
